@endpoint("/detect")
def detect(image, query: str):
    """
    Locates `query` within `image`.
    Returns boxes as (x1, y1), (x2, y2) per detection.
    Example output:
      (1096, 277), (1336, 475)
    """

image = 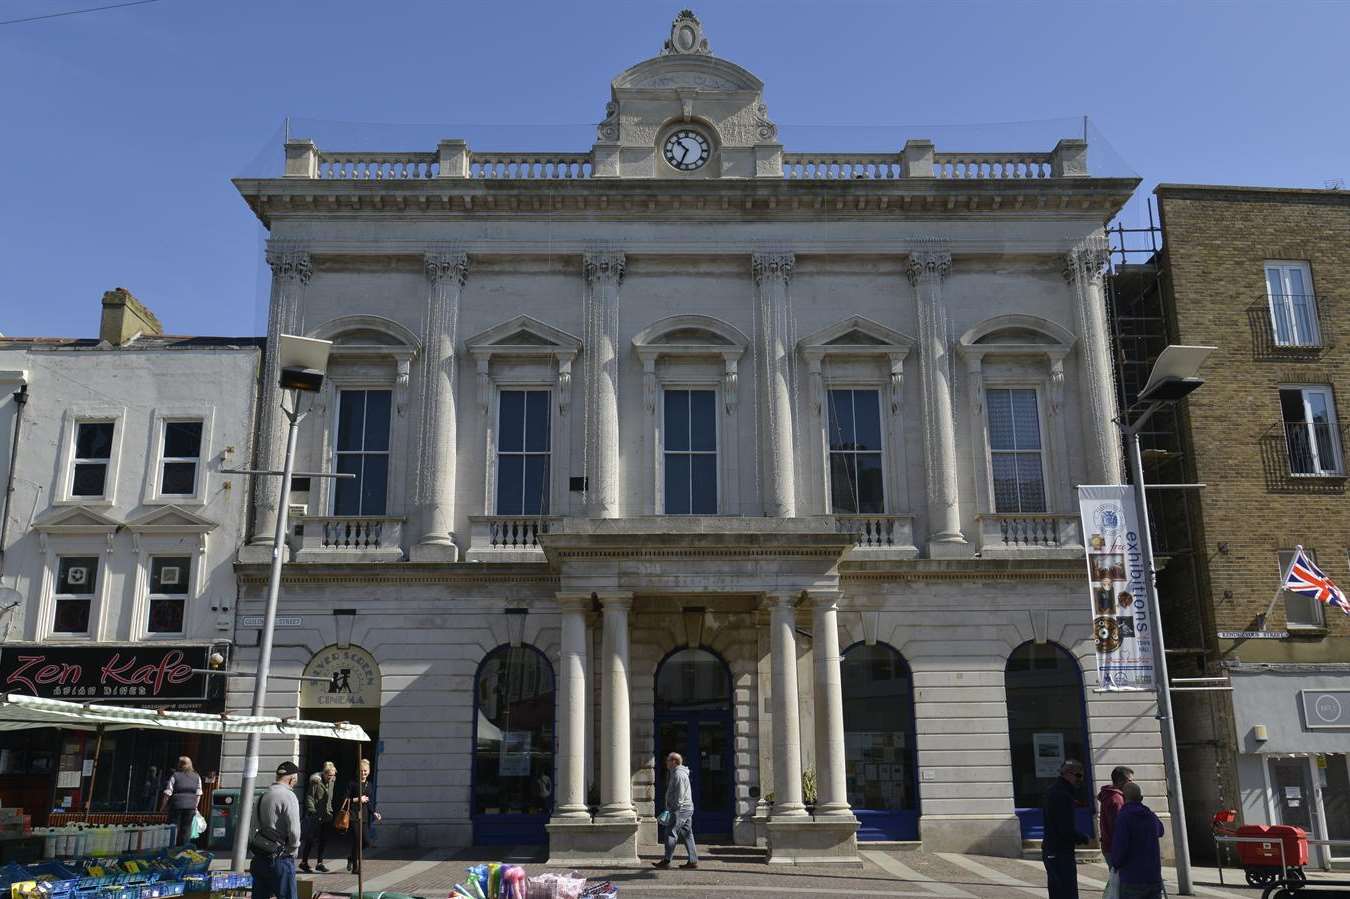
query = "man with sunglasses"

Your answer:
(1043, 759), (1091, 899)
